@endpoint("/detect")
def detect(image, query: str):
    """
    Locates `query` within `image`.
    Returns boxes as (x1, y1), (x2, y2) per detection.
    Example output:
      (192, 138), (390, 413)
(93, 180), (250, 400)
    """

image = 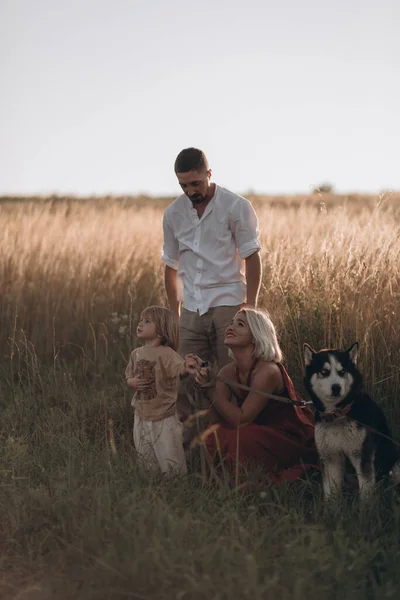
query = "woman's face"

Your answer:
(224, 311), (253, 348)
